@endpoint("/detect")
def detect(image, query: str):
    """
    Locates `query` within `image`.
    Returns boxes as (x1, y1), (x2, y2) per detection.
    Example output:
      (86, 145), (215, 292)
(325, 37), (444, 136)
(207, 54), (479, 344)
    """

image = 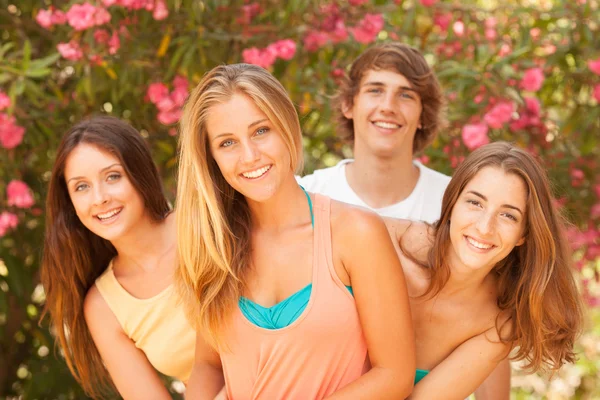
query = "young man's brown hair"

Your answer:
(334, 42), (446, 154)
